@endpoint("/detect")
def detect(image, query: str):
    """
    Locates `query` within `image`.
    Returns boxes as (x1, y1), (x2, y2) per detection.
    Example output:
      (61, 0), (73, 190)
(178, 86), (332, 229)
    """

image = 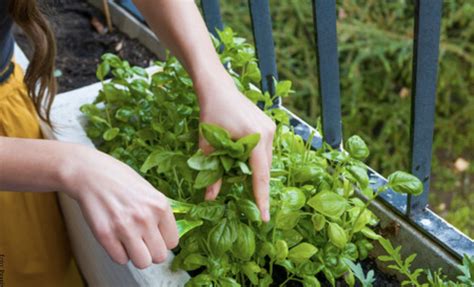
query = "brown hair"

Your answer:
(8, 0), (57, 124)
